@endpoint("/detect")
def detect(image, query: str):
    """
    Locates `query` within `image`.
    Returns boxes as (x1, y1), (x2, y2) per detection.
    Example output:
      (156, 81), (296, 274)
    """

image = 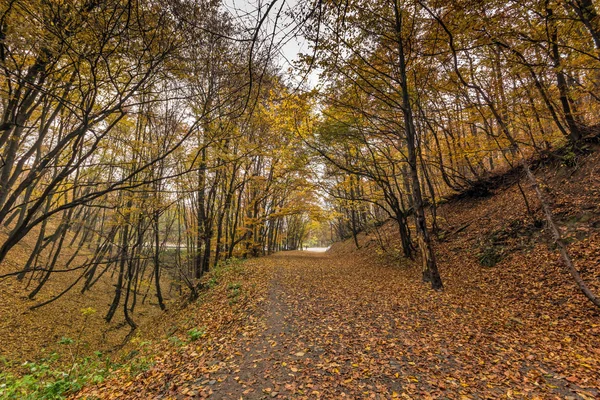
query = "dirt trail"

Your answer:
(205, 251), (598, 399)
(210, 250), (407, 398)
